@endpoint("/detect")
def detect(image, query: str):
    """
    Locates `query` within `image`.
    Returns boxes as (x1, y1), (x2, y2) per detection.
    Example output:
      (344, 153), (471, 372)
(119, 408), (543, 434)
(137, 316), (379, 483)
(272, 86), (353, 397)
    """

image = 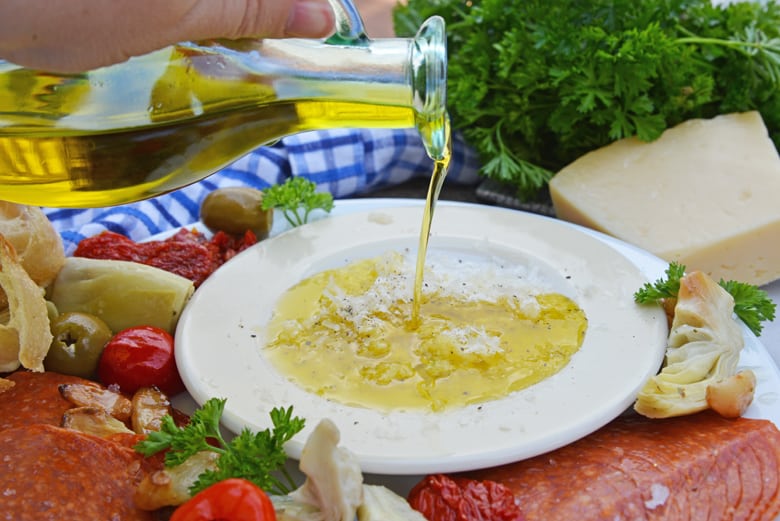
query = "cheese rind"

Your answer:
(549, 111), (780, 286)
